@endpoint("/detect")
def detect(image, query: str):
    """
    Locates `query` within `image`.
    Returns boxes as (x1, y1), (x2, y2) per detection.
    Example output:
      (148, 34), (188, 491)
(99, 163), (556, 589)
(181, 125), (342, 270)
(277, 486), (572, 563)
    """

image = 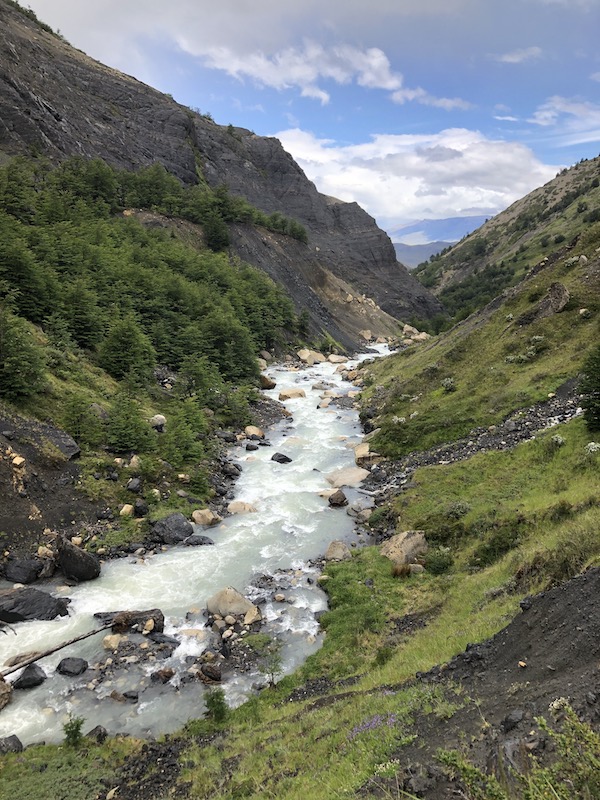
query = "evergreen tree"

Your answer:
(99, 314), (156, 383)
(0, 305), (46, 400)
(106, 388), (154, 453)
